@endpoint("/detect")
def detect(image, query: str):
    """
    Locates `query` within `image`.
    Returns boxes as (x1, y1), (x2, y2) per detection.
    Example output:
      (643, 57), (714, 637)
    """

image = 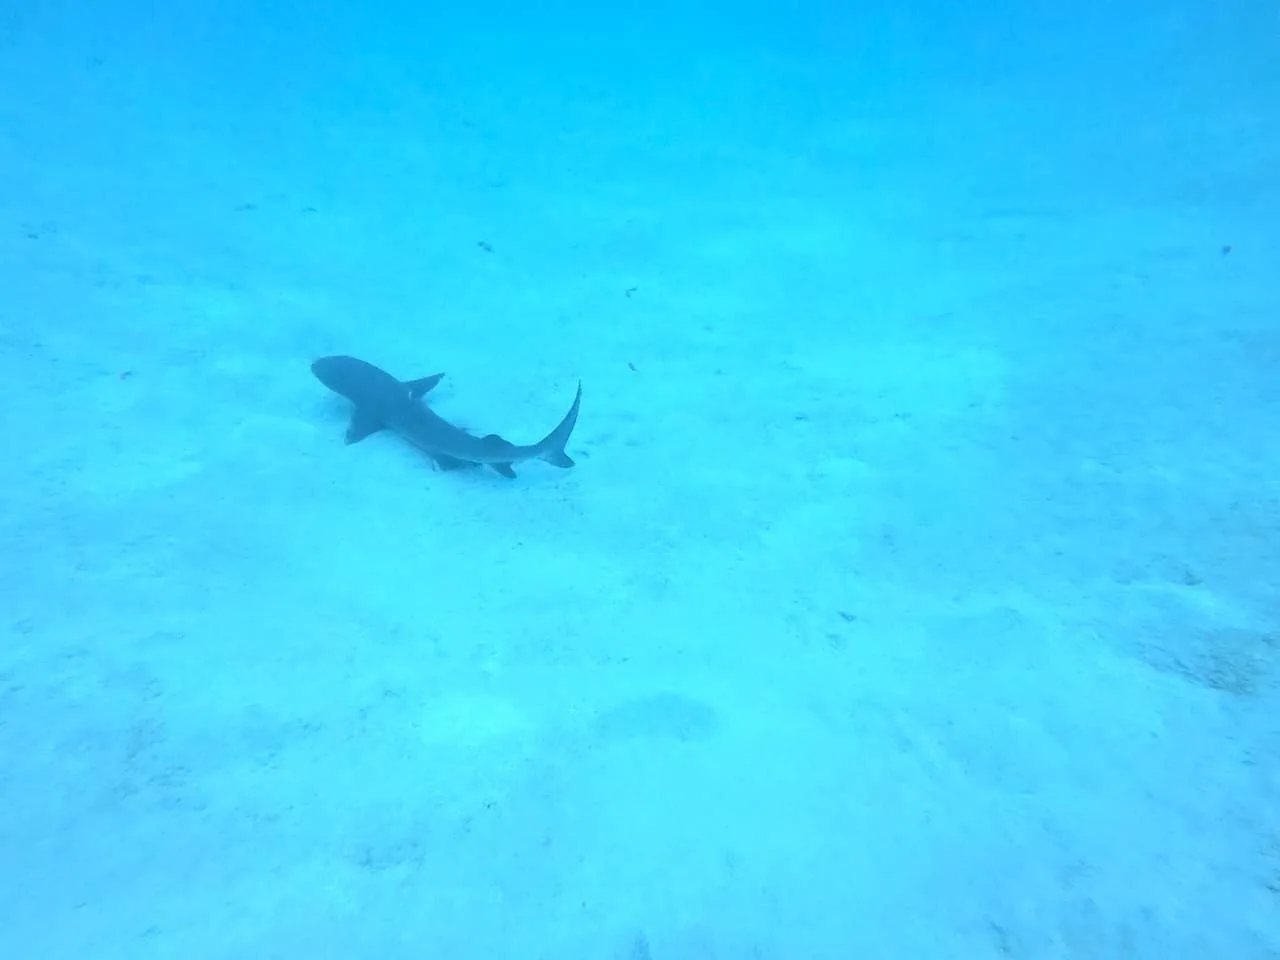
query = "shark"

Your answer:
(311, 355), (581, 479)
